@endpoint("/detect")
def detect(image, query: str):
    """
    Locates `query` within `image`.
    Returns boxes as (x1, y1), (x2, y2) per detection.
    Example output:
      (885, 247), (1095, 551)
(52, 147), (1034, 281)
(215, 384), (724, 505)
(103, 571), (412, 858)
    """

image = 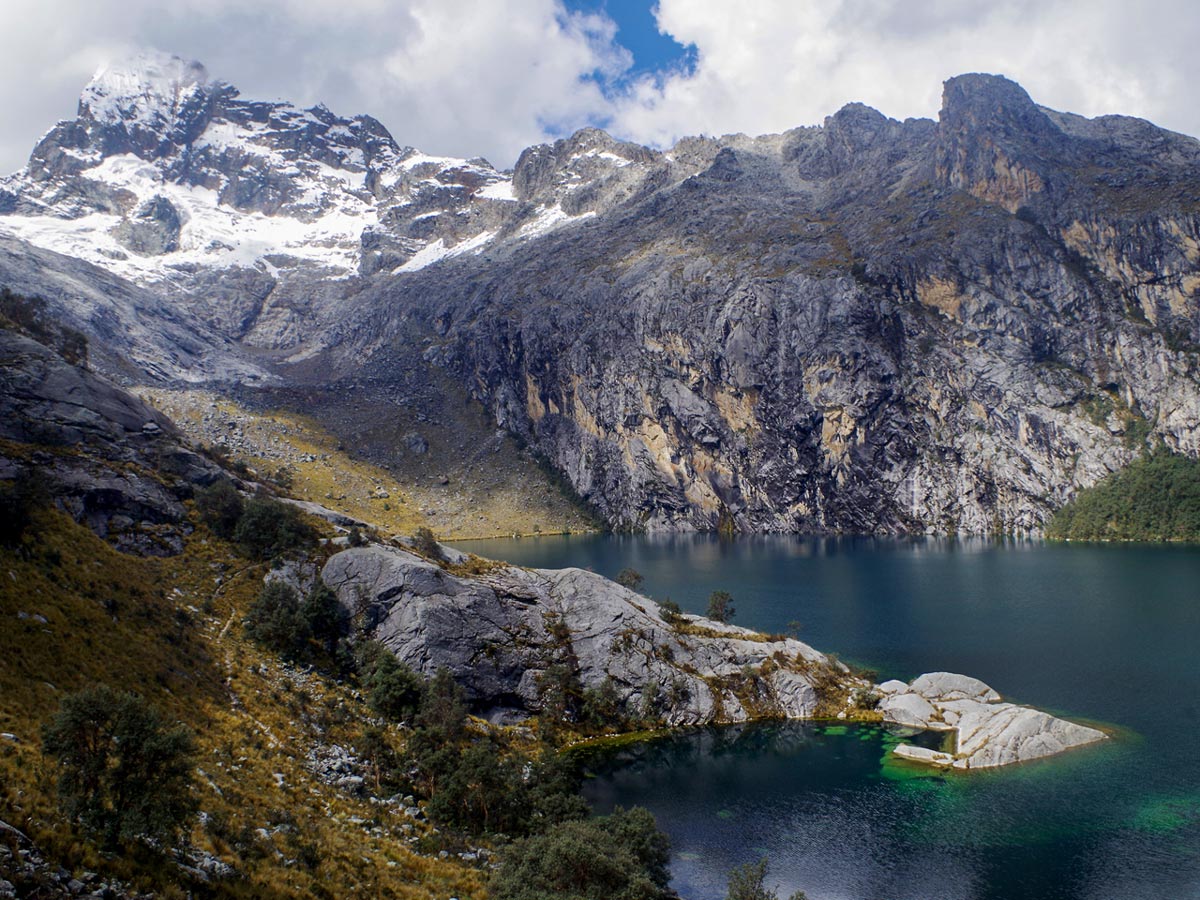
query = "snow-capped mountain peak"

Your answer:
(80, 51), (211, 128)
(0, 50), (666, 348)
